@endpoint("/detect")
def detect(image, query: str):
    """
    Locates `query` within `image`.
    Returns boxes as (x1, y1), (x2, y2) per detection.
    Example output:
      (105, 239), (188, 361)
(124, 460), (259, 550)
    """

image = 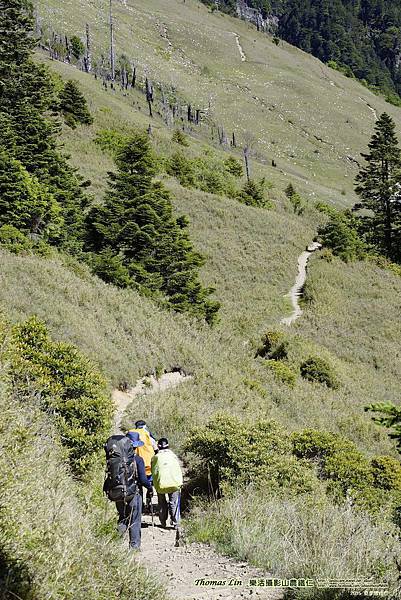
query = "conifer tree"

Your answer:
(355, 113), (401, 261)
(59, 80), (94, 128)
(238, 178), (269, 208)
(0, 0), (90, 252)
(0, 152), (62, 239)
(86, 133), (220, 323)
